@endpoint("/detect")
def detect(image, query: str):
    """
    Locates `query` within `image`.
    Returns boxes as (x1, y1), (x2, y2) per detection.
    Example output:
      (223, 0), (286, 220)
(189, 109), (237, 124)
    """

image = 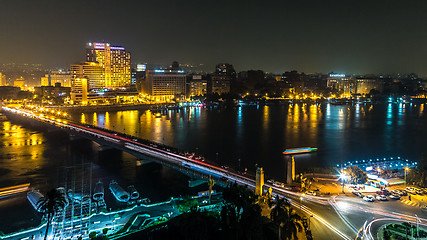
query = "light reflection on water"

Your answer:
(74, 103), (427, 183)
